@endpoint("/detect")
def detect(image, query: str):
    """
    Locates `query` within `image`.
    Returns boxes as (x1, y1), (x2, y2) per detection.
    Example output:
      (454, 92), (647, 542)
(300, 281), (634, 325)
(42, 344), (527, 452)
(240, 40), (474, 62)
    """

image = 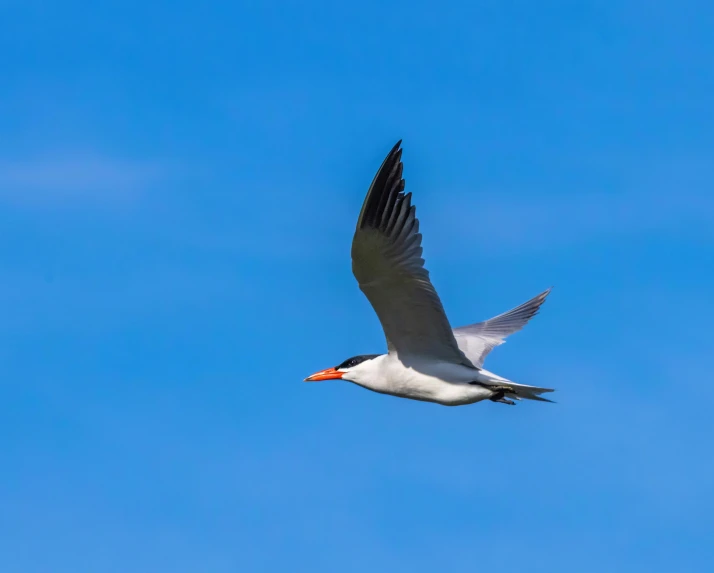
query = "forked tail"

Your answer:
(505, 381), (555, 403)
(472, 369), (555, 404)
